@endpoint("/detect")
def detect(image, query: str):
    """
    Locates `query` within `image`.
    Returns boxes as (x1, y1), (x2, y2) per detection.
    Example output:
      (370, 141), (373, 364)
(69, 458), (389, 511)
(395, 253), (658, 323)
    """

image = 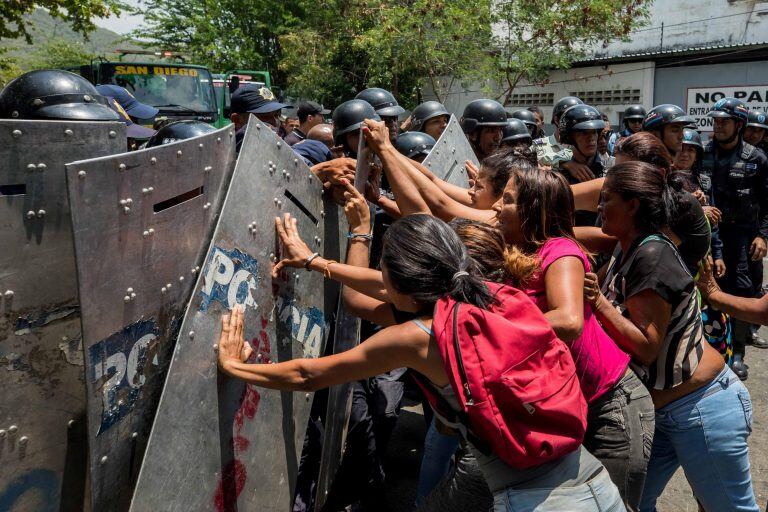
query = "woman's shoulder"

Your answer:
(538, 237), (589, 271)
